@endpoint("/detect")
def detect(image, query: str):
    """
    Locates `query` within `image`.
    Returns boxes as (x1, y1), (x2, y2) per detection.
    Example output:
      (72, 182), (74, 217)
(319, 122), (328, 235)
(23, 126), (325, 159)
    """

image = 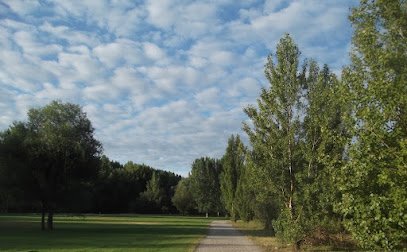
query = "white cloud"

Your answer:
(83, 81), (121, 102)
(143, 42), (167, 62)
(3, 0), (40, 16)
(146, 0), (221, 38)
(39, 22), (101, 47)
(105, 6), (146, 37)
(57, 49), (103, 82)
(111, 67), (147, 91)
(0, 50), (49, 91)
(146, 0), (176, 29)
(187, 39), (238, 69)
(263, 0), (288, 13)
(194, 87), (221, 111)
(0, 0), (357, 176)
(14, 30), (62, 56)
(0, 19), (34, 32)
(0, 86), (18, 129)
(13, 93), (44, 120)
(227, 77), (260, 98)
(138, 65), (205, 95)
(34, 82), (77, 102)
(93, 39), (145, 68)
